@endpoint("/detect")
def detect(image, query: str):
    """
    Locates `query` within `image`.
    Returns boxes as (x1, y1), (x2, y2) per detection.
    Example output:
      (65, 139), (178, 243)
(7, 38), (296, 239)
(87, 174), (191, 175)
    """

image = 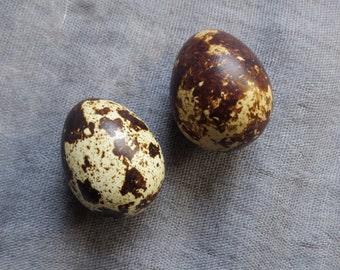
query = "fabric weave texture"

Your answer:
(1, 1), (339, 269)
